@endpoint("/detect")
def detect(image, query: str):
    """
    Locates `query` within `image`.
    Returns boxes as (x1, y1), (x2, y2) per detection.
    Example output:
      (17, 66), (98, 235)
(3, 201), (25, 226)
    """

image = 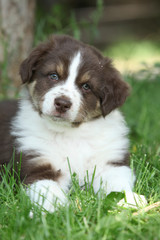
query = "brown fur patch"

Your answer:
(40, 61), (64, 77)
(24, 163), (61, 185)
(0, 100), (18, 166)
(108, 153), (130, 167)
